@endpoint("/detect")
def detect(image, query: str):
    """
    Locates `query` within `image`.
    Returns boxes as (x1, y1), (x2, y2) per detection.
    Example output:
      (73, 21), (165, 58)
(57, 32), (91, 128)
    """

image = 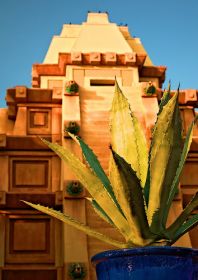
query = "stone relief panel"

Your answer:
(5, 214), (55, 264)
(27, 108), (51, 135)
(9, 157), (51, 192)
